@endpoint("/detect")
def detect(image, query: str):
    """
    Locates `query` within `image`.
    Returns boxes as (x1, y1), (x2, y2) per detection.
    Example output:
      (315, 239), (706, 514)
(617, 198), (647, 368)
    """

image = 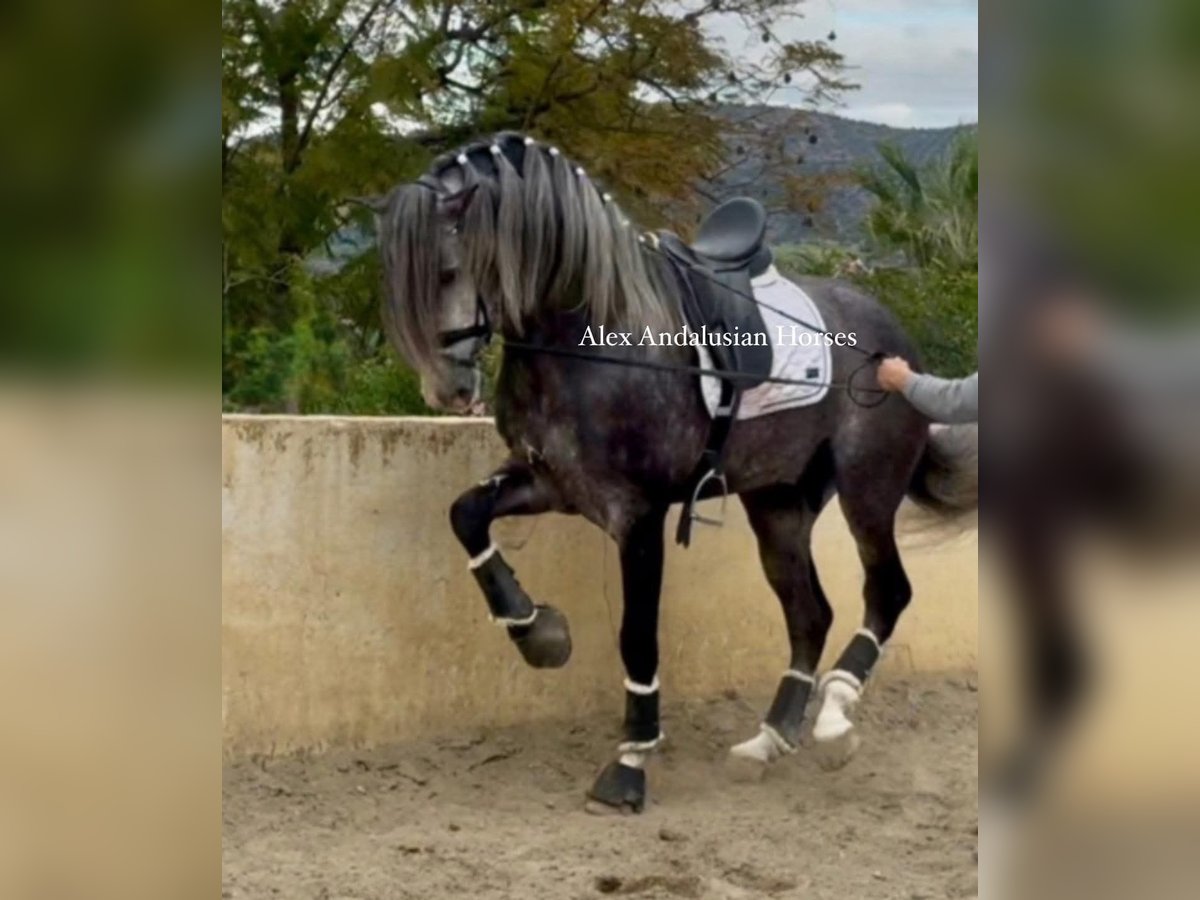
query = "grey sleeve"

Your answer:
(902, 371), (979, 424)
